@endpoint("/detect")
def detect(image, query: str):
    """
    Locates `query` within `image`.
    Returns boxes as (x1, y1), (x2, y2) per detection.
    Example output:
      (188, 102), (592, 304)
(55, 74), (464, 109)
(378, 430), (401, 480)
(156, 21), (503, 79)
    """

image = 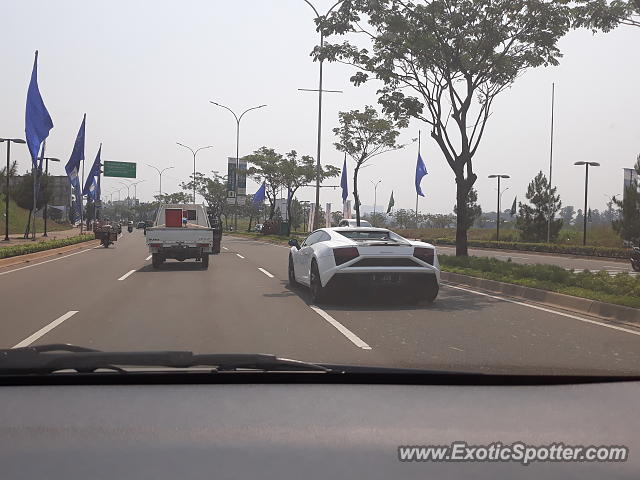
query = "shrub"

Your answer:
(0, 234), (95, 259)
